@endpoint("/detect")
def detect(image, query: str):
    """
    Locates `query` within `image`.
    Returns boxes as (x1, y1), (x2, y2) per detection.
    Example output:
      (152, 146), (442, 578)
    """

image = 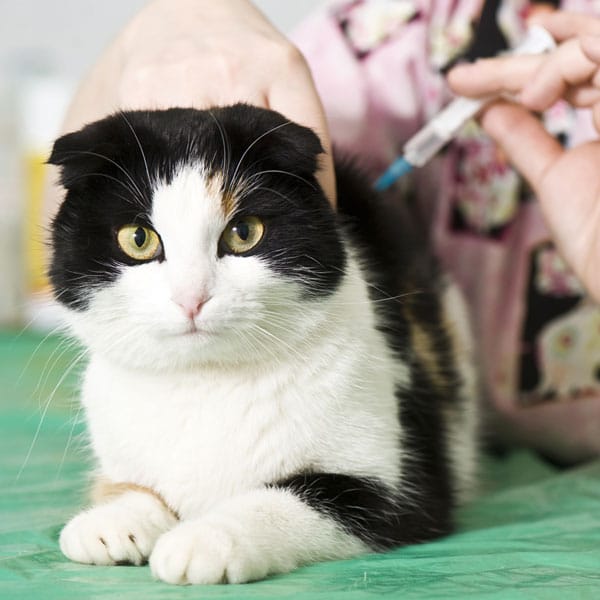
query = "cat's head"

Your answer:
(49, 105), (346, 370)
